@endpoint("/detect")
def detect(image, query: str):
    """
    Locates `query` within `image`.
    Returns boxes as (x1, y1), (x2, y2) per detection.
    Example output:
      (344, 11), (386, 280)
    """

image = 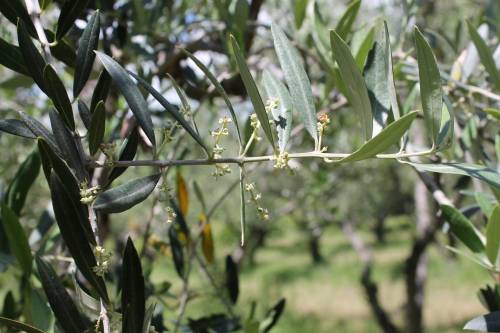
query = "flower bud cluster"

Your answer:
(93, 246), (112, 277)
(80, 183), (100, 204)
(211, 117), (232, 178)
(245, 182), (269, 221)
